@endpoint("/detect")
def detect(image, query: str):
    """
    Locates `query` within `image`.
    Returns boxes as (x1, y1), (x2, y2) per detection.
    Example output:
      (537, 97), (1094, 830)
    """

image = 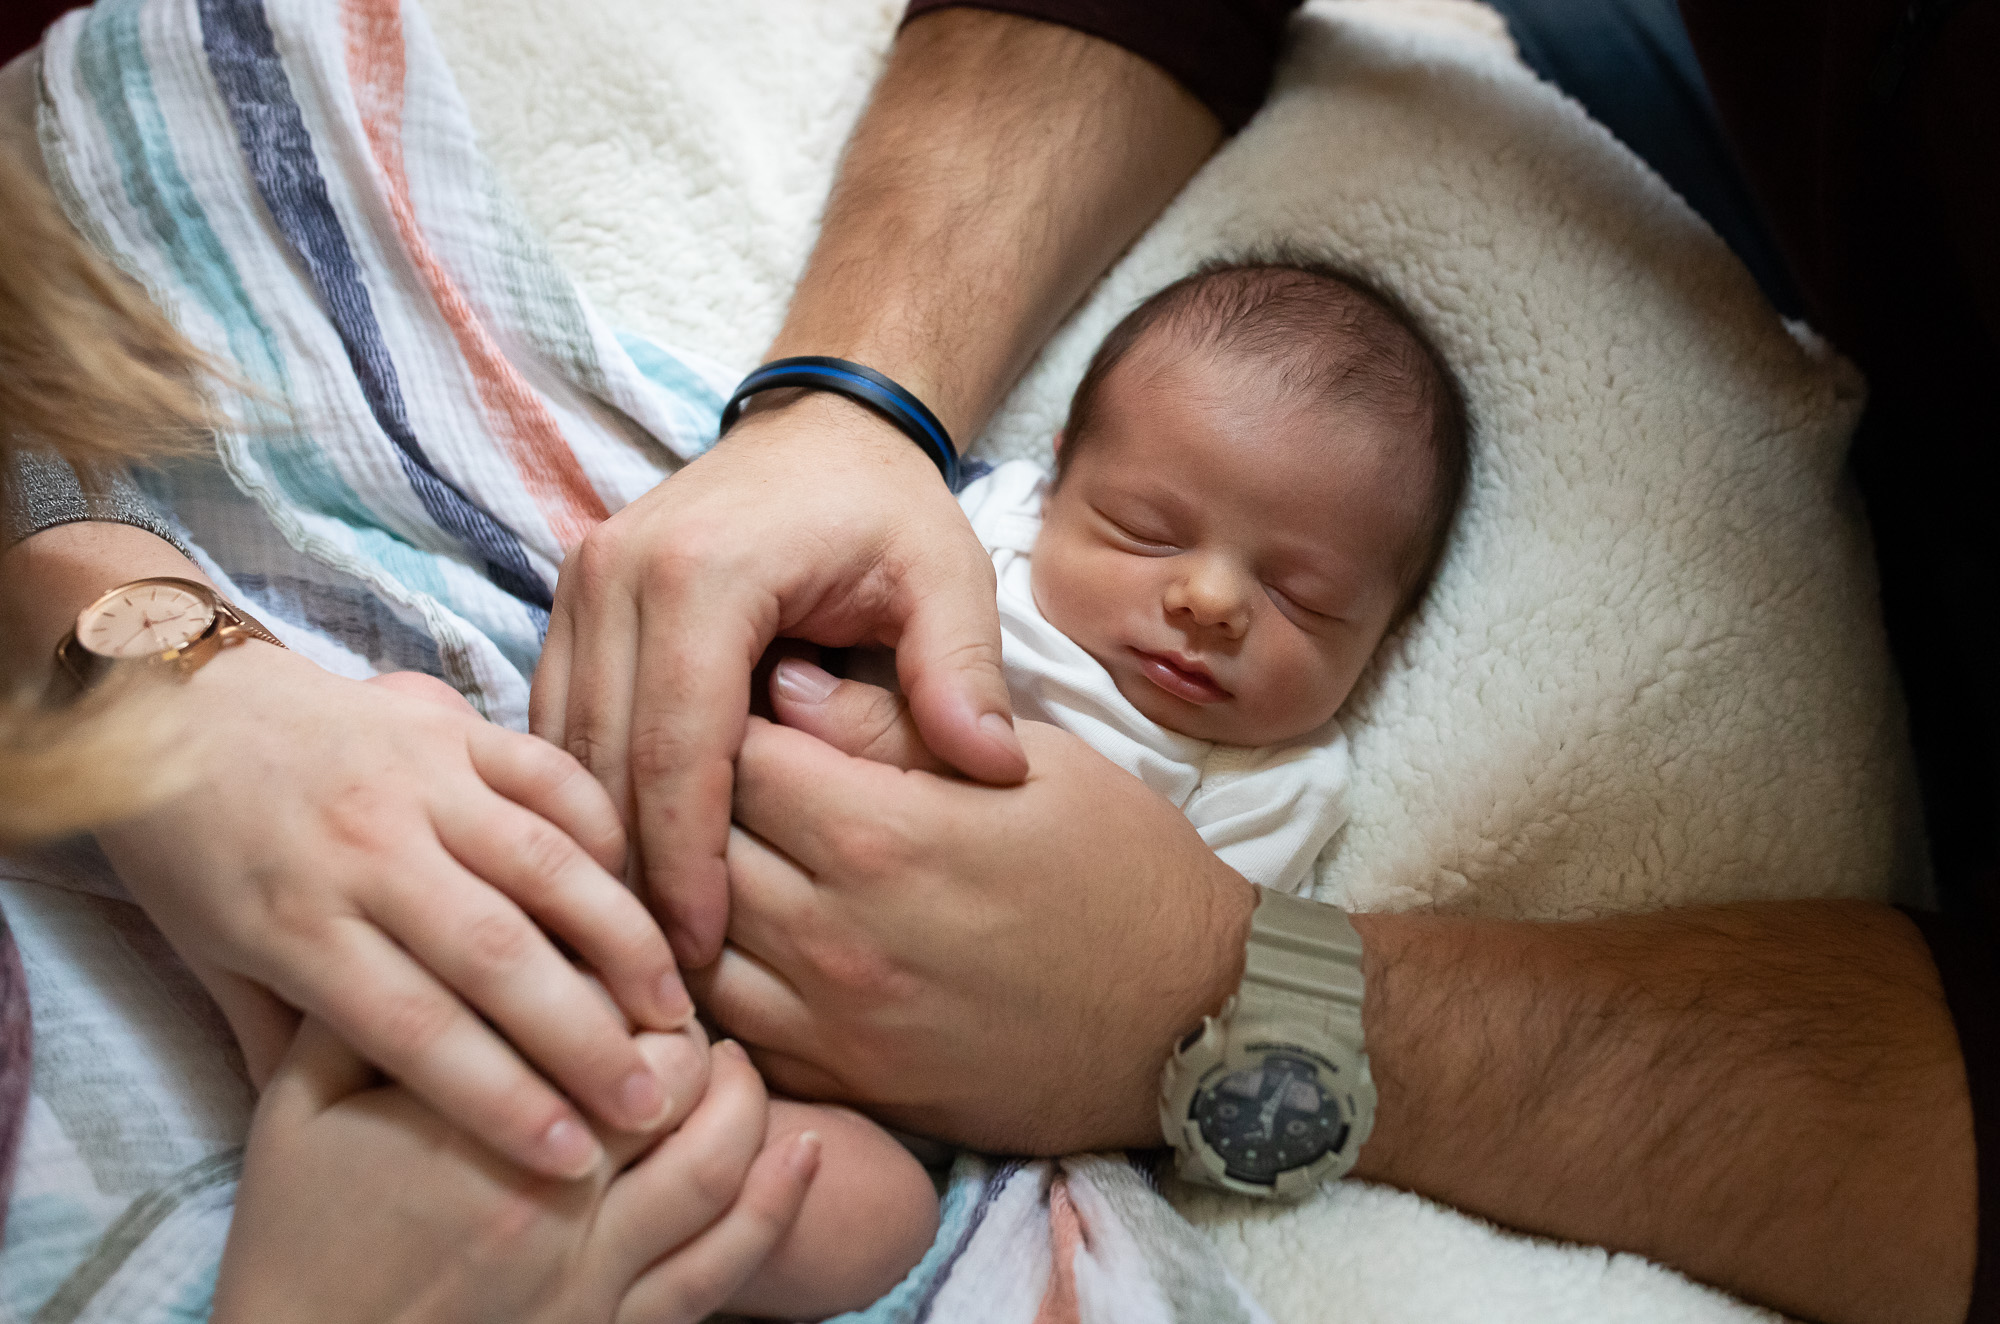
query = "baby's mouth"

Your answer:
(1131, 649), (1232, 704)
